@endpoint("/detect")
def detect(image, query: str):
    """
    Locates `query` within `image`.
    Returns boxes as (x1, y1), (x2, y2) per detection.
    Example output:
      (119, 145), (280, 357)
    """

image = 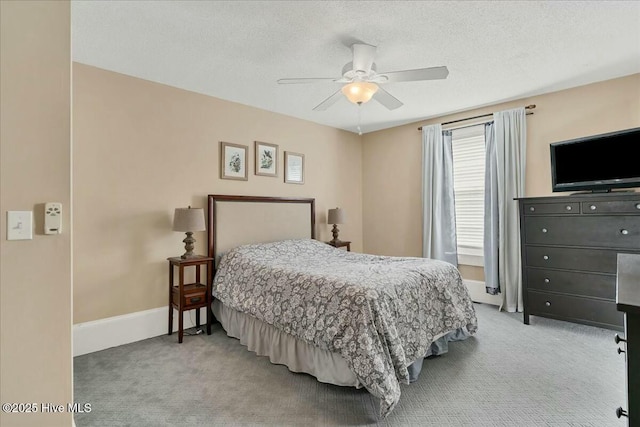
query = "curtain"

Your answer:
(484, 108), (527, 311)
(483, 122), (500, 295)
(422, 125), (458, 266)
